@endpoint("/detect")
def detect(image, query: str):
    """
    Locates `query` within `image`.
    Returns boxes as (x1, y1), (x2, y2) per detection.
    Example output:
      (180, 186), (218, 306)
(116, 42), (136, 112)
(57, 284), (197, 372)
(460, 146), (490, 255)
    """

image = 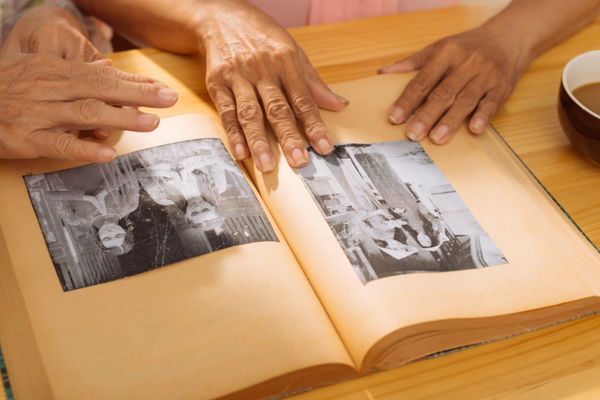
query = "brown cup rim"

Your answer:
(562, 51), (600, 121)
